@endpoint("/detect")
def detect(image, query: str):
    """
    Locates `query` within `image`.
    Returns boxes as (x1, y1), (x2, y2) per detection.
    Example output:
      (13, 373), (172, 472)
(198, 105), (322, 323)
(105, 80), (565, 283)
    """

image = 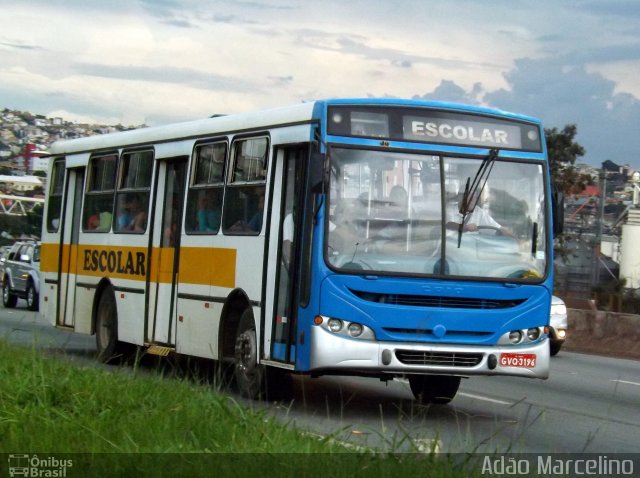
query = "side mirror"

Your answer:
(551, 187), (564, 237)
